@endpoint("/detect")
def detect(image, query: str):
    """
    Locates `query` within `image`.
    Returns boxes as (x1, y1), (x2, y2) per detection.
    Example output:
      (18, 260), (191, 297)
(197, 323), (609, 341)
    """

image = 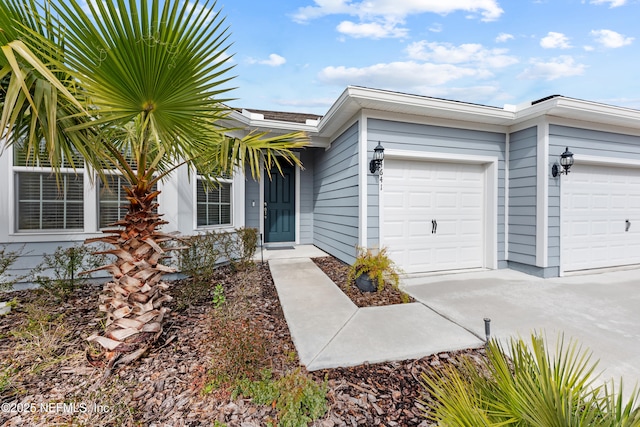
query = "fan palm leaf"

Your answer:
(2, 0), (308, 368)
